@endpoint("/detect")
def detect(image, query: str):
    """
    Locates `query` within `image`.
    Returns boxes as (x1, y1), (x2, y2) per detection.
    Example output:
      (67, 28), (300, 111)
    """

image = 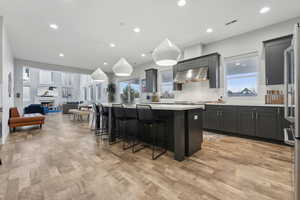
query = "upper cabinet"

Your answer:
(264, 35), (292, 85)
(145, 68), (158, 93)
(173, 53), (220, 90)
